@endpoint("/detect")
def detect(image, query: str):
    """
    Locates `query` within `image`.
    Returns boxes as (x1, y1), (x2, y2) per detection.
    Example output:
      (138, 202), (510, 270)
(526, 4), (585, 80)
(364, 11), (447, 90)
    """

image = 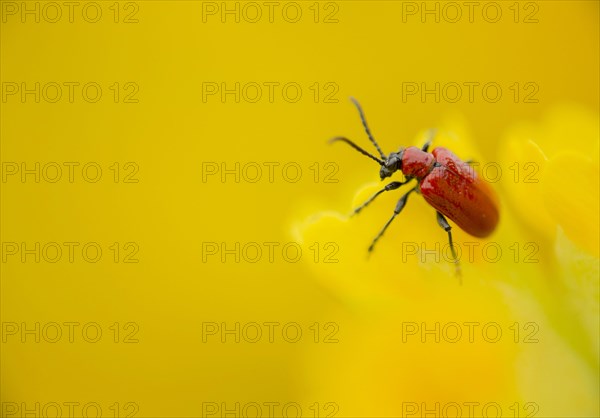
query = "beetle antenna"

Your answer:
(350, 97), (386, 160)
(329, 136), (384, 165)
